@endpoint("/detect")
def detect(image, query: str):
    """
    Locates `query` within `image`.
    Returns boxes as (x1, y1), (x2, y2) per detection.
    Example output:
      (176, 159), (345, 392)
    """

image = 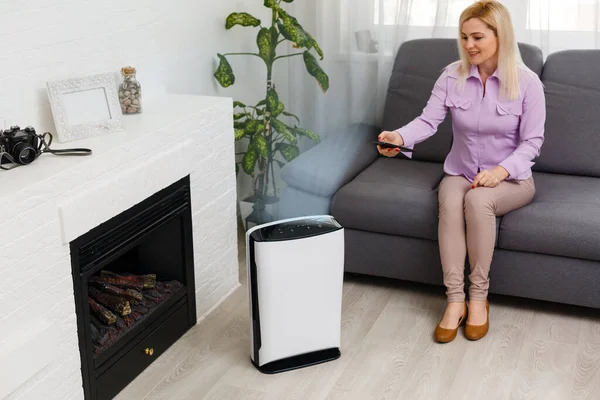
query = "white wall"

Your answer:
(165, 0), (277, 103)
(0, 0), (273, 128)
(164, 0), (292, 200)
(0, 0), (275, 200)
(0, 0), (160, 133)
